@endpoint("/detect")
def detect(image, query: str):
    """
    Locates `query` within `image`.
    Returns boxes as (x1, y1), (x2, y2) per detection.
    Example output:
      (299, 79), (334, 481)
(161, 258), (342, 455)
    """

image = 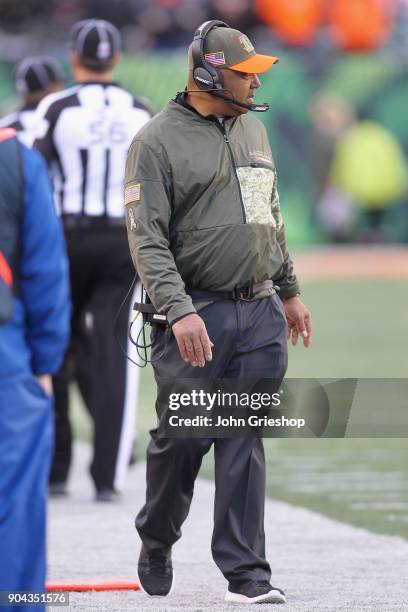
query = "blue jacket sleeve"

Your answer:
(19, 145), (71, 375)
